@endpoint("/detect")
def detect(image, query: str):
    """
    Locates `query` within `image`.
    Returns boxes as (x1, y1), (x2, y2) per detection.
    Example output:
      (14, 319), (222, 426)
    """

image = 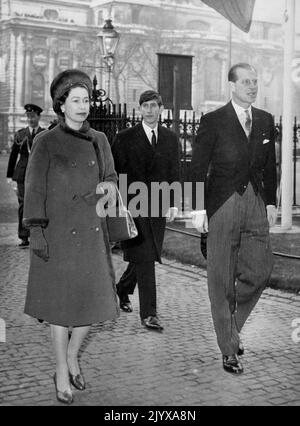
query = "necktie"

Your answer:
(151, 130), (157, 148)
(244, 110), (252, 137)
(29, 129), (36, 150)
